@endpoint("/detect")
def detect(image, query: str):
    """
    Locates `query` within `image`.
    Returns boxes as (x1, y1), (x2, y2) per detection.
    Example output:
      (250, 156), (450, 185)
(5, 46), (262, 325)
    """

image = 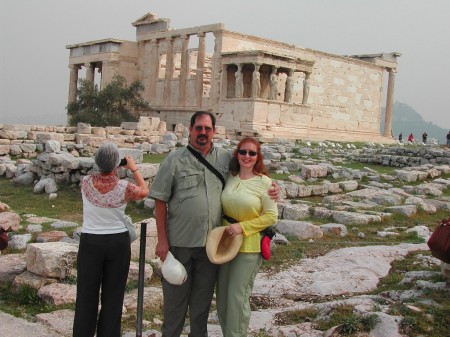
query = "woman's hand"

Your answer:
(124, 155), (138, 172)
(226, 223), (243, 237)
(268, 181), (280, 201)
